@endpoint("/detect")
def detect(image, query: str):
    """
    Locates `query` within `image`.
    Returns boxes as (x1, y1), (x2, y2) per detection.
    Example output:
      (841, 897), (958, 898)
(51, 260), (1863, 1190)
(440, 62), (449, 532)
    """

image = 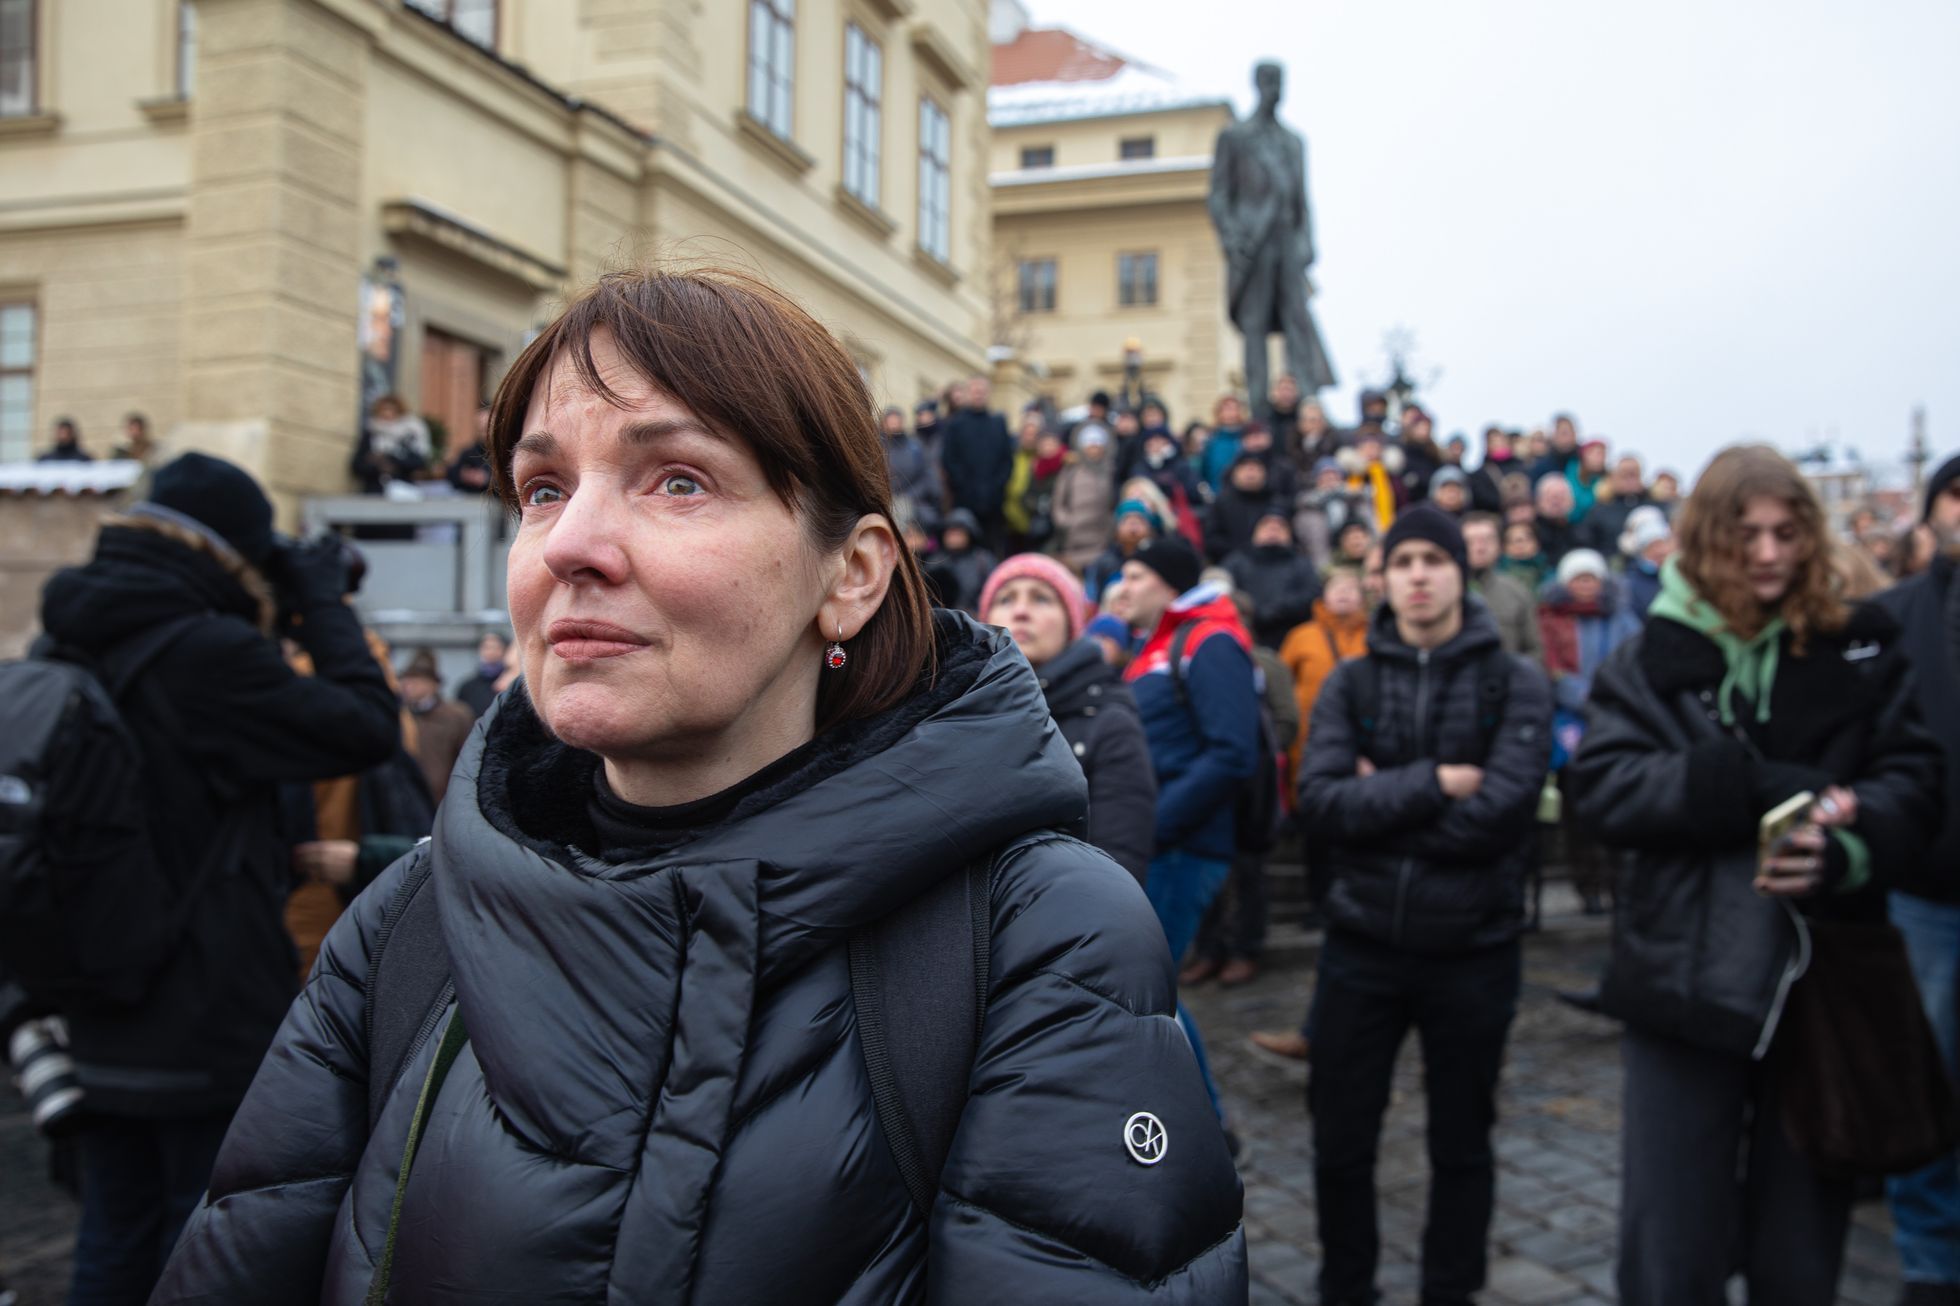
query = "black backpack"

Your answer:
(359, 837), (1037, 1301)
(1345, 644), (1515, 764)
(1167, 623), (1283, 853)
(0, 616), (211, 1009)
